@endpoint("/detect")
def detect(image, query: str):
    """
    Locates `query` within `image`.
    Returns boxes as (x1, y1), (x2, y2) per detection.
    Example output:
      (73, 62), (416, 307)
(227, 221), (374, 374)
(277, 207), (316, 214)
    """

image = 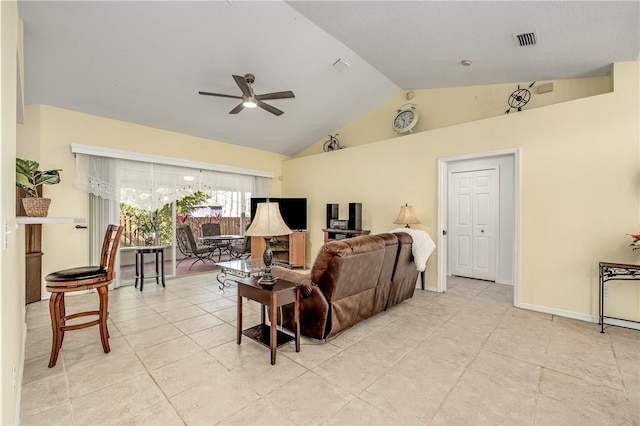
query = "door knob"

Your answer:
(481, 229), (485, 233)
